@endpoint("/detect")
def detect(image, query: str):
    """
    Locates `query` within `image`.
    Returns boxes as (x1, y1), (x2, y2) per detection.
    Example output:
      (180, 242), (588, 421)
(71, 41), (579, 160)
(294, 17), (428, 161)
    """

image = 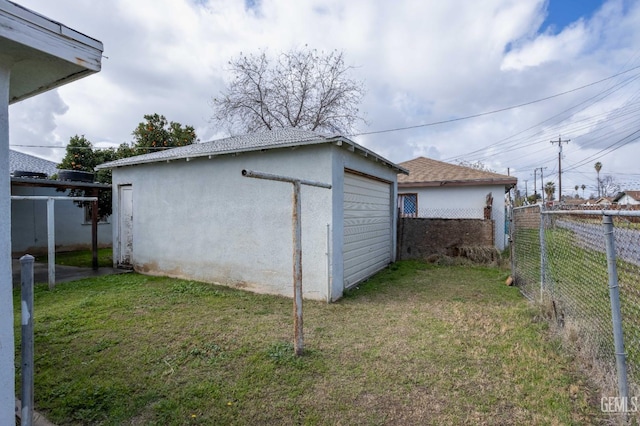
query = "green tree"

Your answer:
(58, 115), (198, 218)
(544, 181), (556, 201)
(58, 135), (116, 218)
(58, 135), (99, 172)
(527, 193), (541, 205)
(131, 113), (197, 153)
(595, 162), (602, 197)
